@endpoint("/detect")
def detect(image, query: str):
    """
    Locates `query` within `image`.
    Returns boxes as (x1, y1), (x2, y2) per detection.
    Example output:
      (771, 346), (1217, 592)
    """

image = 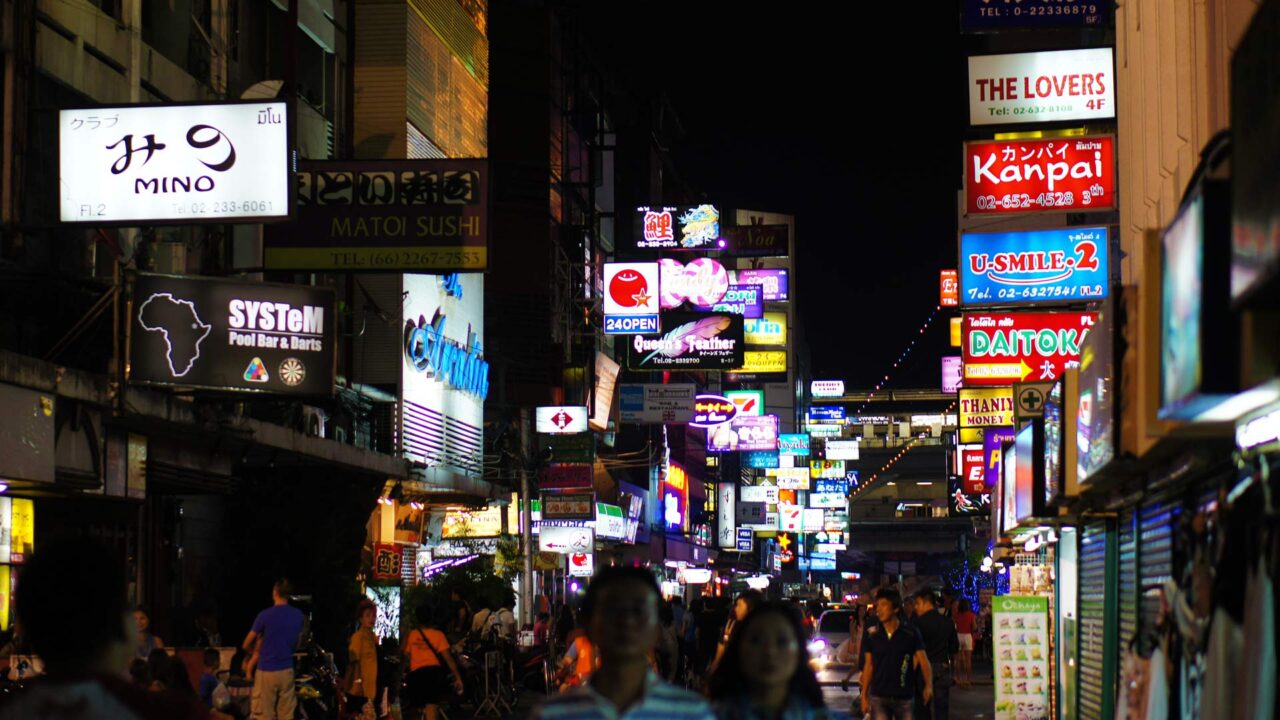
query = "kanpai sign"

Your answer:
(962, 312), (1096, 385)
(965, 135), (1115, 215)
